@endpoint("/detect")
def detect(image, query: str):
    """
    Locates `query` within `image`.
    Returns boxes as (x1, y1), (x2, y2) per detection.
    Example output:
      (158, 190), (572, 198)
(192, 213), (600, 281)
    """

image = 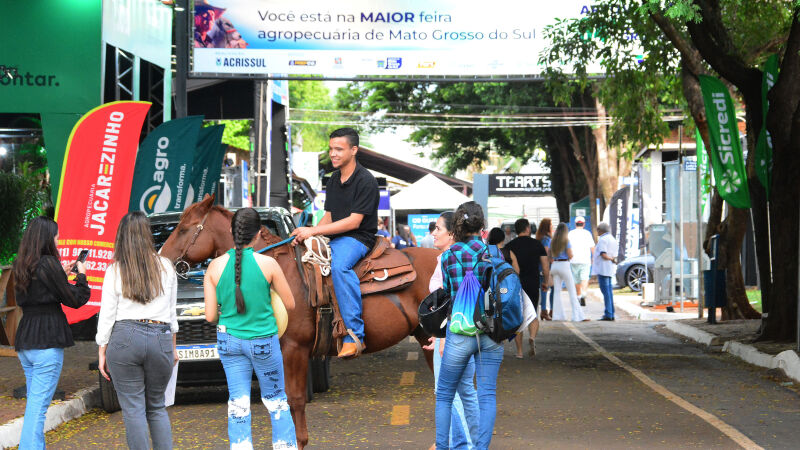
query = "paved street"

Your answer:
(32, 305), (800, 449)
